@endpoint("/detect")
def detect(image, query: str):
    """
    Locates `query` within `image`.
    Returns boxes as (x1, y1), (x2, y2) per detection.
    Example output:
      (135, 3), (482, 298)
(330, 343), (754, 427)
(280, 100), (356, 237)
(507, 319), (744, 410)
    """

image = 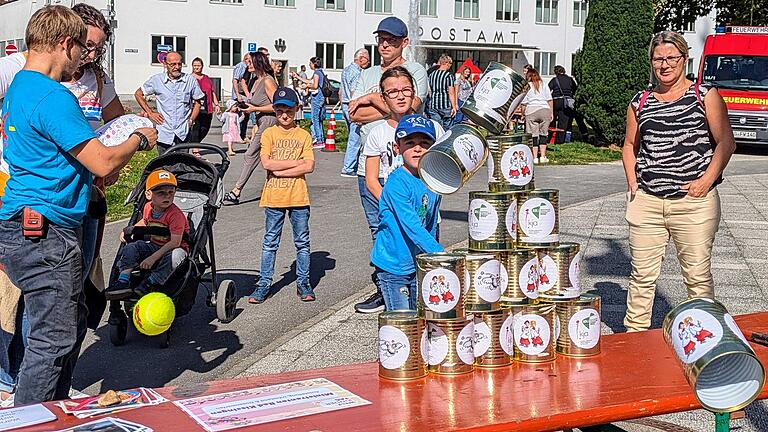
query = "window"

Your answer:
(455, 0), (479, 19)
(0, 38), (26, 58)
(496, 0), (520, 22)
(420, 0), (437, 16)
(684, 21), (696, 33)
(151, 35), (186, 64)
(316, 43), (345, 70)
(265, 0), (295, 6)
(210, 0), (242, 4)
(317, 0), (344, 10)
(534, 52), (557, 75)
(573, 0), (587, 26)
(686, 58), (696, 75)
(210, 38), (242, 67)
(365, 0), (391, 13)
(364, 44), (382, 66)
(536, 0), (558, 24)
